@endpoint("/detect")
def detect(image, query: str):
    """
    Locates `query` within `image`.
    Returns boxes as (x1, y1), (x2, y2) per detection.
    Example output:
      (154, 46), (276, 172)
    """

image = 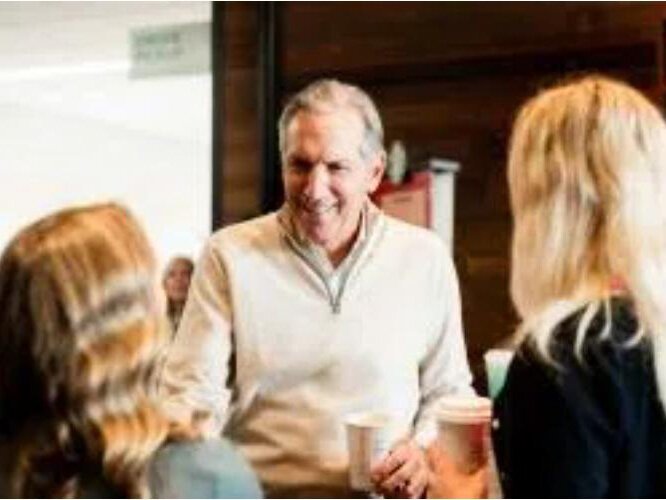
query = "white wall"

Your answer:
(0, 2), (212, 268)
